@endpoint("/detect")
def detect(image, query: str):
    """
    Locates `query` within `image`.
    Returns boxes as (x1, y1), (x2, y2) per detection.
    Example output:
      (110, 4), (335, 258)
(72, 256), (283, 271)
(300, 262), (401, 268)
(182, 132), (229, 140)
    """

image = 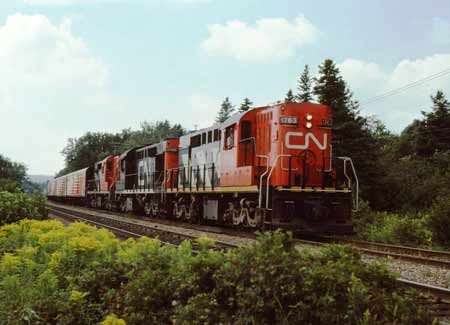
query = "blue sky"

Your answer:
(1, 0), (450, 174)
